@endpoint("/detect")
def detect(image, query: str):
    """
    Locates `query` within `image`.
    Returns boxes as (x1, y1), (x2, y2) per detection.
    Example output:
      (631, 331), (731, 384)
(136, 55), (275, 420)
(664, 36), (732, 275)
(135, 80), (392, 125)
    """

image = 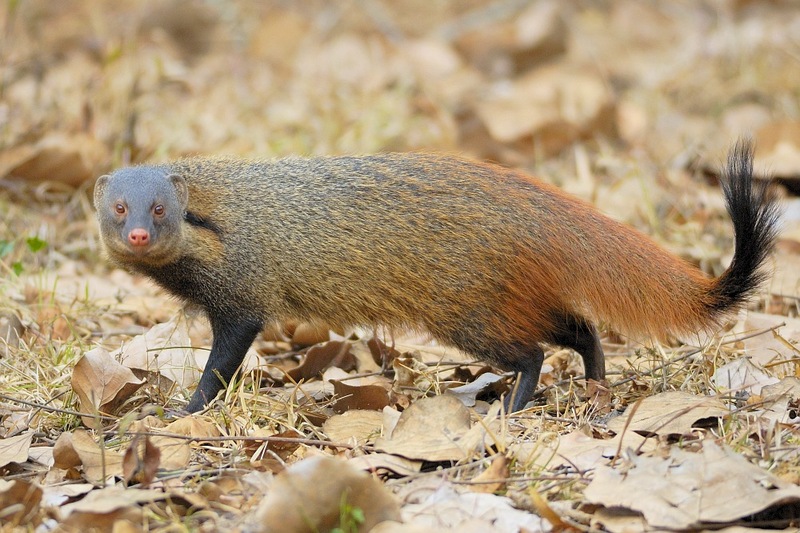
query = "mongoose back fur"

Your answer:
(94, 141), (779, 412)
